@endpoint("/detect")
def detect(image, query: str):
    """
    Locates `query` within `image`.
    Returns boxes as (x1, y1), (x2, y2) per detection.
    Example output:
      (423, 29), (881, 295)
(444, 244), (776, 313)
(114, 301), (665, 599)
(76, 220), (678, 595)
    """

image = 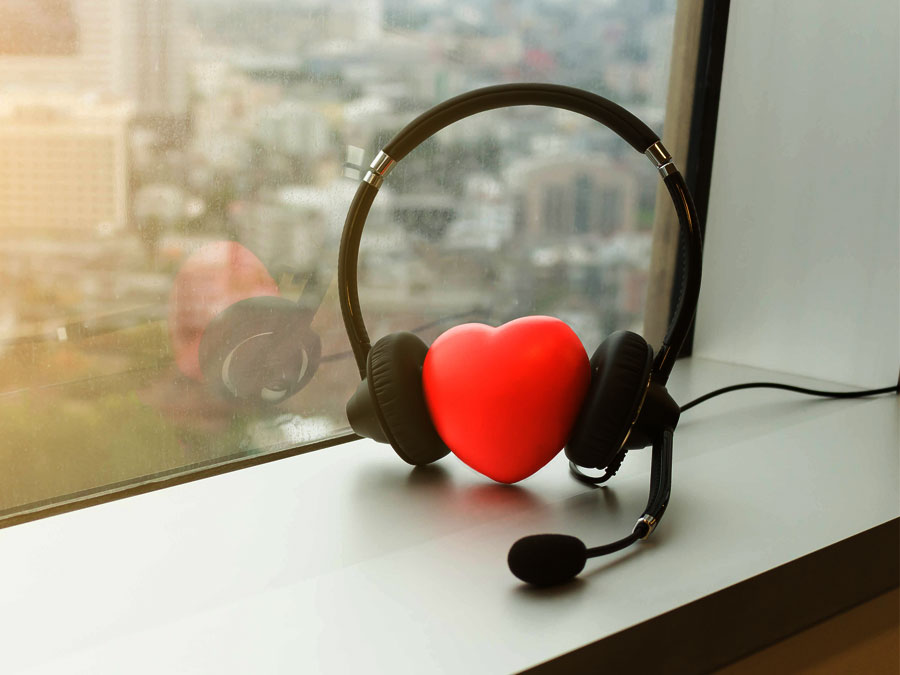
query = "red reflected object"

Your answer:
(169, 242), (279, 380)
(423, 317), (590, 483)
